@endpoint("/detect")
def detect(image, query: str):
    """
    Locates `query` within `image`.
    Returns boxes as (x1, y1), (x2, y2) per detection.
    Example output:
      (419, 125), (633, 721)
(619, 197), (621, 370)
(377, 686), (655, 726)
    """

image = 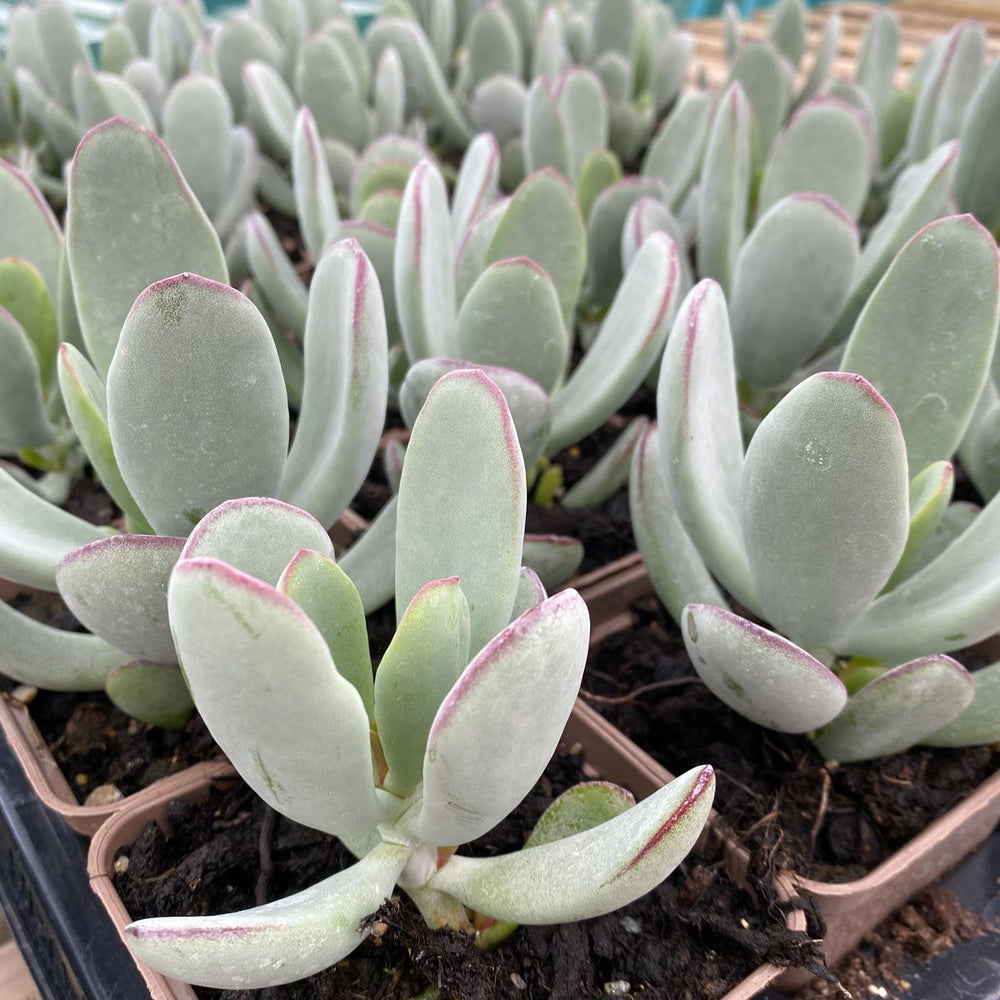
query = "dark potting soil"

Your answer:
(115, 747), (822, 1000)
(2, 587), (220, 804)
(582, 594), (1000, 886)
(799, 885), (991, 999)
